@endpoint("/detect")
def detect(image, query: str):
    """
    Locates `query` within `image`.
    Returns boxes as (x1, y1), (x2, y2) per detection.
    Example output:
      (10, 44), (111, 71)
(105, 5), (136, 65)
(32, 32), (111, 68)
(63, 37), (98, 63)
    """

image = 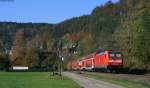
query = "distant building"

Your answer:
(12, 66), (29, 70)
